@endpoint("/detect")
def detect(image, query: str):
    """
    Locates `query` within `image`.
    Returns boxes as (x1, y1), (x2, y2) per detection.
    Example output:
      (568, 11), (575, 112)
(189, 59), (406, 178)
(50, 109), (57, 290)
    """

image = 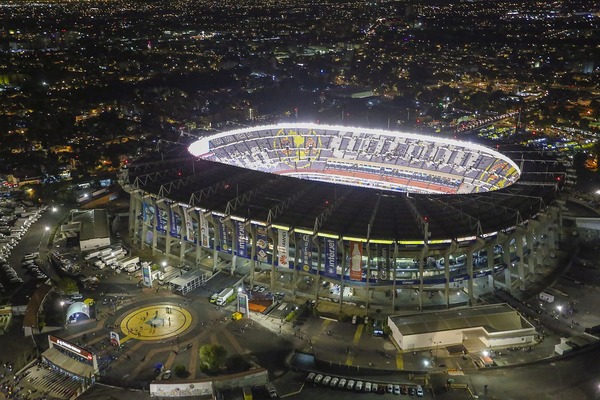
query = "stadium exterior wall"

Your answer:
(125, 189), (561, 312)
